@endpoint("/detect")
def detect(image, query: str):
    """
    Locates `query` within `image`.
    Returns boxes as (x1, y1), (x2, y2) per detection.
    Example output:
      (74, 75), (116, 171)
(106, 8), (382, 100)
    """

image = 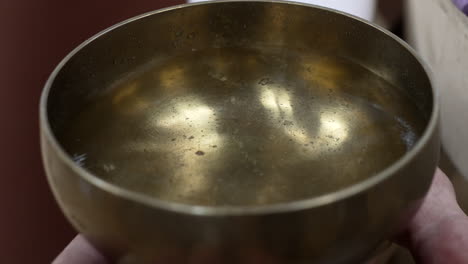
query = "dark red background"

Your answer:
(0, 1), (182, 263)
